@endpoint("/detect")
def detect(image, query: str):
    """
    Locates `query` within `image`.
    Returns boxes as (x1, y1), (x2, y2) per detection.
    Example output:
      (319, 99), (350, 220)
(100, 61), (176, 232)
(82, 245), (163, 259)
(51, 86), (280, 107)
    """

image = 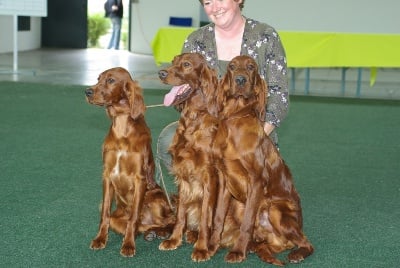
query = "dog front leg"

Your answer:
(90, 179), (114, 250)
(191, 169), (217, 262)
(120, 176), (147, 257)
(208, 170), (230, 256)
(159, 183), (186, 251)
(225, 178), (262, 263)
